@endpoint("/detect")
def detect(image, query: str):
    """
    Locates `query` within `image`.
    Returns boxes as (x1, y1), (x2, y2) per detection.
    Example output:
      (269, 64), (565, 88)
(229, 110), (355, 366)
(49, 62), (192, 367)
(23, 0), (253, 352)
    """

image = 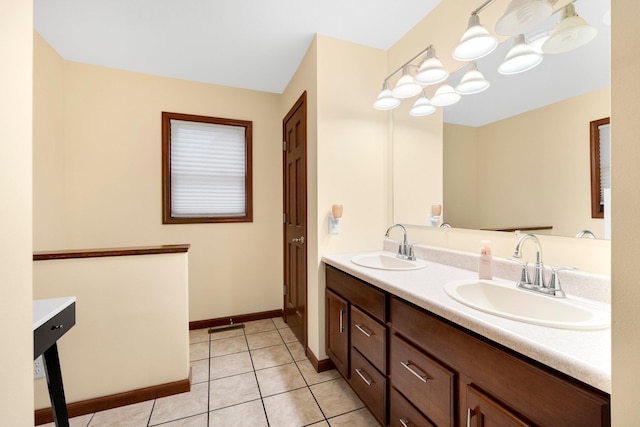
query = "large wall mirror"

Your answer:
(392, 0), (611, 239)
